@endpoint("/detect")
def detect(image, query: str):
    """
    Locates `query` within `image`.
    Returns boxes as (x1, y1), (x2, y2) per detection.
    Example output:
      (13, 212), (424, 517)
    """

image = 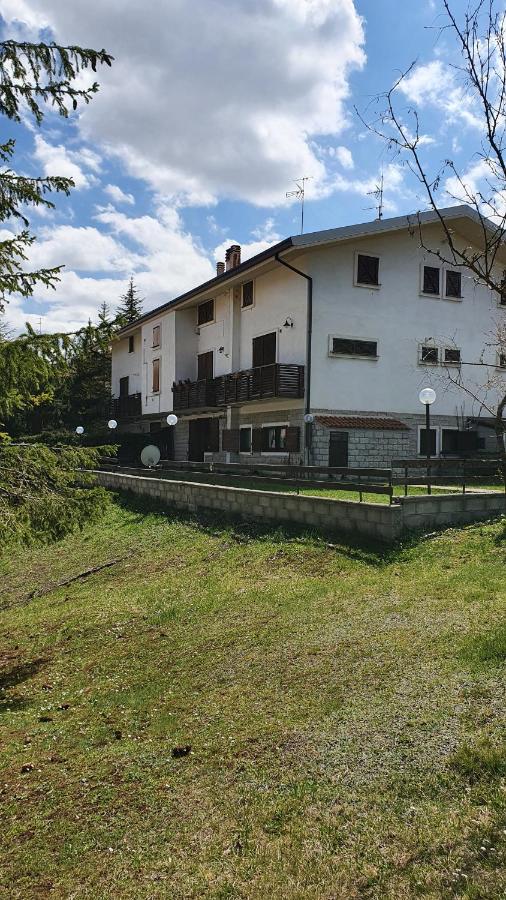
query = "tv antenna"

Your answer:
(286, 176), (312, 234)
(366, 172), (384, 220)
